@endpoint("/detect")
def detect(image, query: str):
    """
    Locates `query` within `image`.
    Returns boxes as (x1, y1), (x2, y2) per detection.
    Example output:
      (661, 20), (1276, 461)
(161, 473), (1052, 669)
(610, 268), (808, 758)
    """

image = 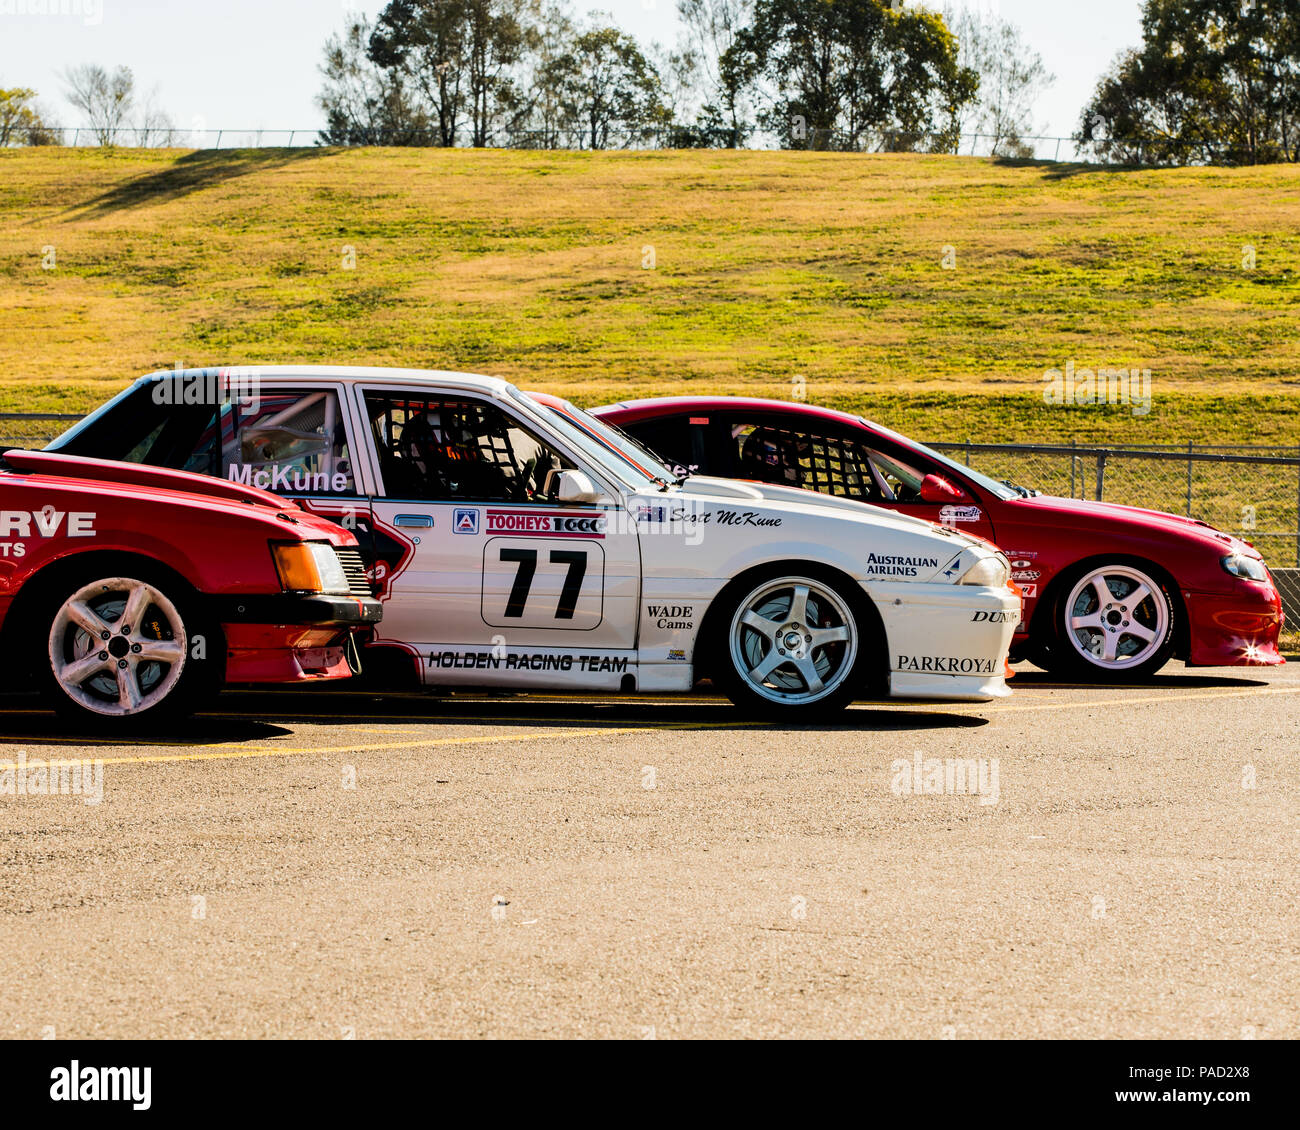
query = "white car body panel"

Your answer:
(102, 366), (1020, 704)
